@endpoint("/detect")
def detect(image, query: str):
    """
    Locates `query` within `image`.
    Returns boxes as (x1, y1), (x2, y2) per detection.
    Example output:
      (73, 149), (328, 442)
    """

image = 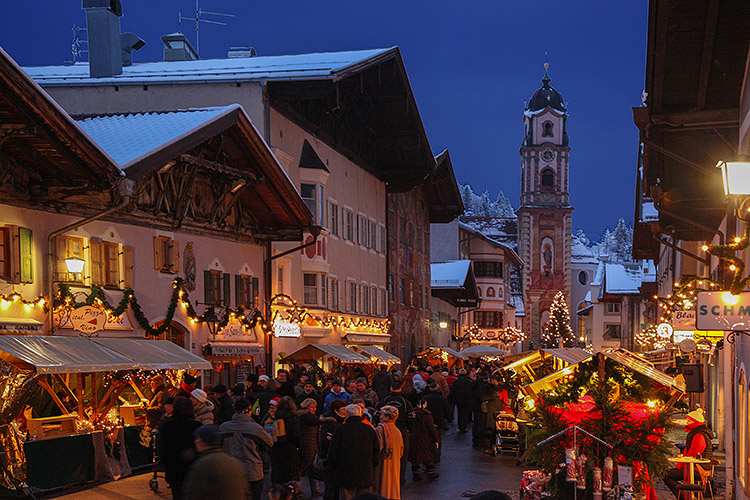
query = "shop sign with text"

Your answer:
(697, 291), (750, 331)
